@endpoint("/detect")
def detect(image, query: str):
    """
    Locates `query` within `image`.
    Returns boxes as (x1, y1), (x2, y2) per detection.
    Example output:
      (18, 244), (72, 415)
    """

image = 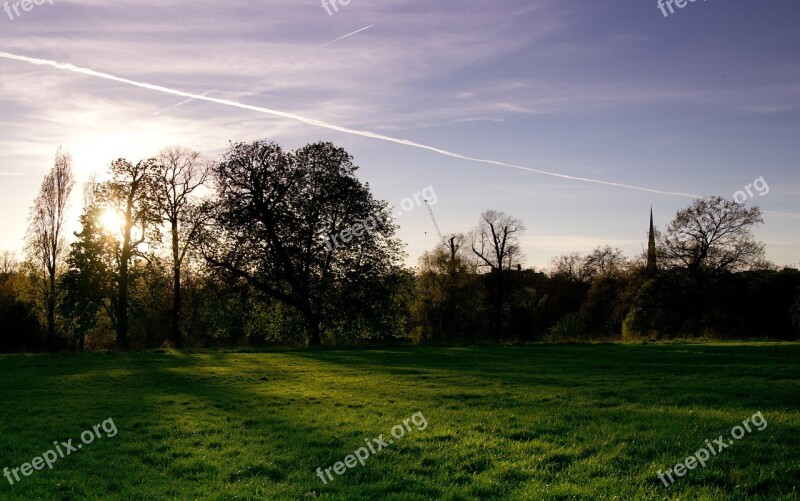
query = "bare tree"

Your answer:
(583, 246), (628, 281)
(149, 147), (210, 347)
(0, 250), (18, 280)
(470, 210), (525, 338)
(439, 233), (468, 277)
(659, 196), (765, 275)
(25, 147), (75, 348)
(550, 252), (590, 283)
(470, 210), (525, 272)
